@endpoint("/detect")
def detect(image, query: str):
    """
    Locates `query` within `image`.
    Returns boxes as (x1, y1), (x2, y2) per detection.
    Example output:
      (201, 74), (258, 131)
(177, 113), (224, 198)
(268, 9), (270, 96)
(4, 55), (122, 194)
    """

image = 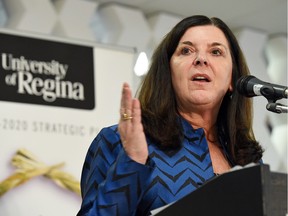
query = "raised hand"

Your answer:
(118, 83), (148, 164)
